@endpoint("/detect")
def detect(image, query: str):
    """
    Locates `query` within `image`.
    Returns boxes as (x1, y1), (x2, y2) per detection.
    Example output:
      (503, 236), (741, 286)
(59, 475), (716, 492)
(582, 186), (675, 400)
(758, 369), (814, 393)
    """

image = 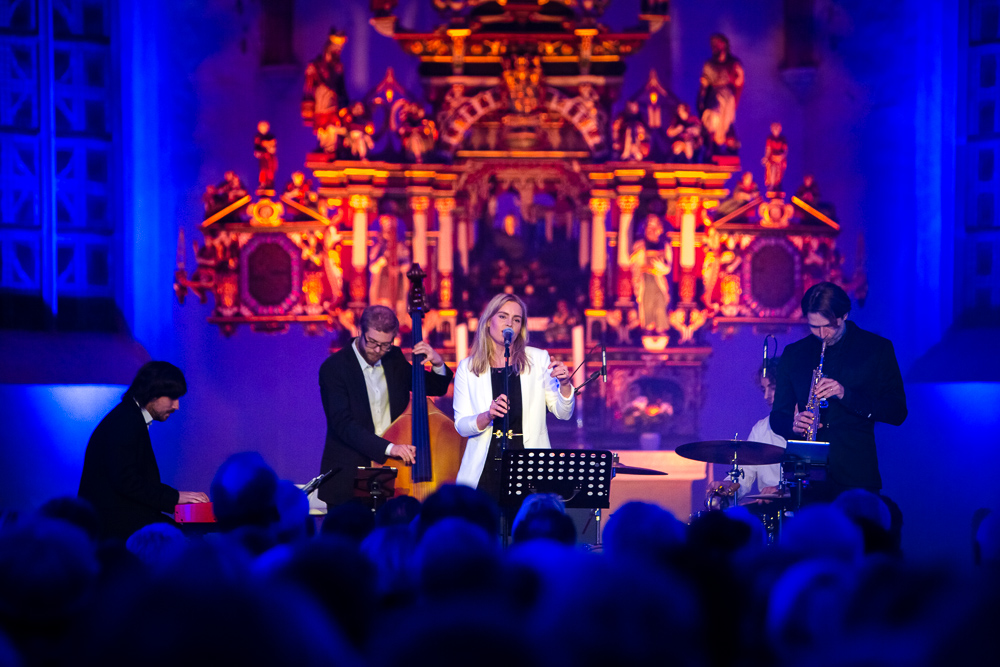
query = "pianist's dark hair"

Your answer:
(125, 361), (187, 405)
